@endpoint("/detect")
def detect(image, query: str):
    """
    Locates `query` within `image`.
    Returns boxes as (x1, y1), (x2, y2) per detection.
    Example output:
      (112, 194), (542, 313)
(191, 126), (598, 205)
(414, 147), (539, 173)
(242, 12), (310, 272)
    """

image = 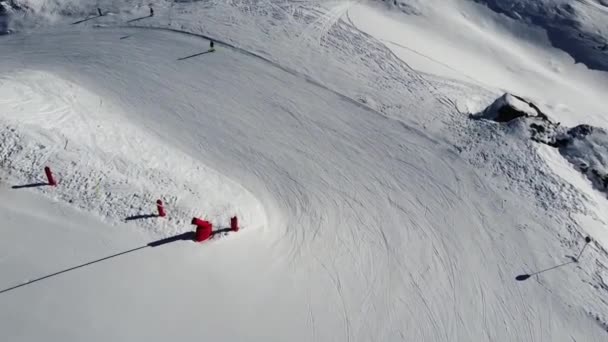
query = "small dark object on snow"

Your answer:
(210, 40), (214, 49)
(516, 274), (531, 281)
(150, 7), (154, 17)
(97, 8), (103, 16)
